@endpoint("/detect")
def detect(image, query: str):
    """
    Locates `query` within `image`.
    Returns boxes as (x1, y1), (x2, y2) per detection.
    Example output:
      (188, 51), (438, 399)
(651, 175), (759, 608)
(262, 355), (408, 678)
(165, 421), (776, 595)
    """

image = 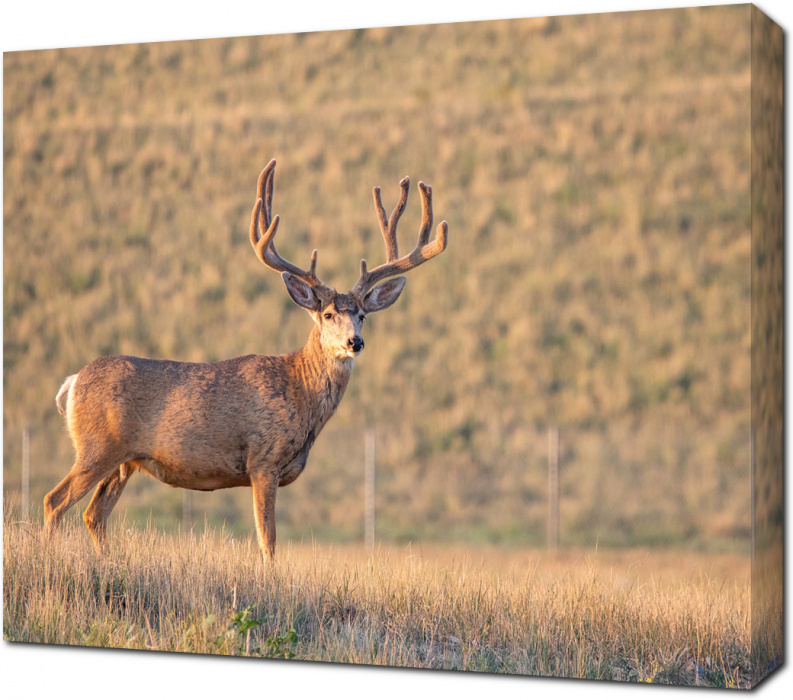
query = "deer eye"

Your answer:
(358, 314), (365, 322)
(324, 312), (333, 320)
